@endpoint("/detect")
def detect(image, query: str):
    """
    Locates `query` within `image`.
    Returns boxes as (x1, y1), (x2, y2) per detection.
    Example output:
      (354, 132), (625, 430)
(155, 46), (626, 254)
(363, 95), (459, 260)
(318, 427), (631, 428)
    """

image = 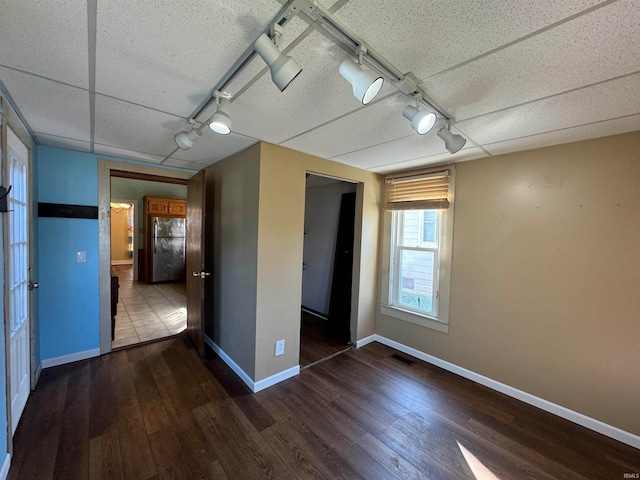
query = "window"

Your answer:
(381, 167), (454, 332)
